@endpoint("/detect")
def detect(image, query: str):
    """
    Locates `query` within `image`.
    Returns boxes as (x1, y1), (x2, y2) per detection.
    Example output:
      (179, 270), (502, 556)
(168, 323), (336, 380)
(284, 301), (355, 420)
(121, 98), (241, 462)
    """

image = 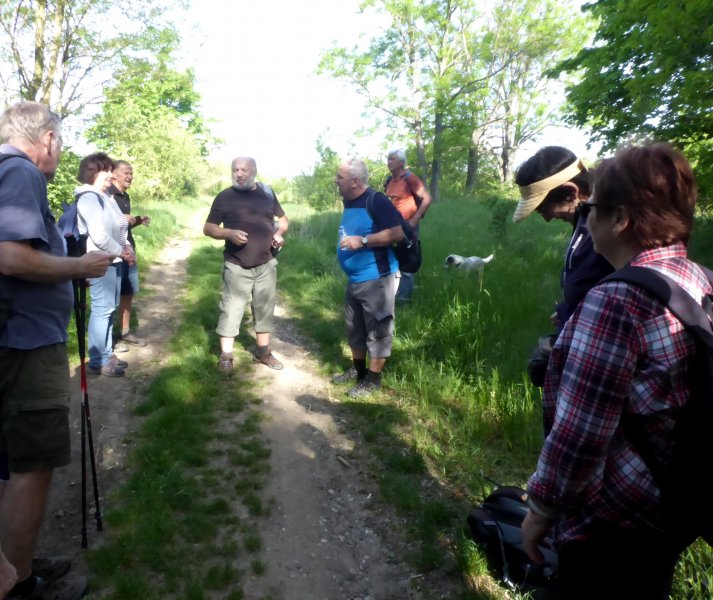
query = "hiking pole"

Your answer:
(71, 276), (89, 549)
(67, 237), (103, 548)
(75, 276), (103, 540)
